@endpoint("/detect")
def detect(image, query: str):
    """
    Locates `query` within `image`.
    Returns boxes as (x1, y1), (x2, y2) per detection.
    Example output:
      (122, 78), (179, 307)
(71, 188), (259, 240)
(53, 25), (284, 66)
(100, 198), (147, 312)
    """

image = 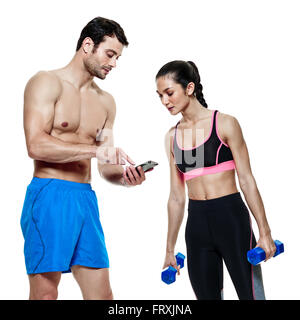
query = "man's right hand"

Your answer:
(96, 146), (135, 165)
